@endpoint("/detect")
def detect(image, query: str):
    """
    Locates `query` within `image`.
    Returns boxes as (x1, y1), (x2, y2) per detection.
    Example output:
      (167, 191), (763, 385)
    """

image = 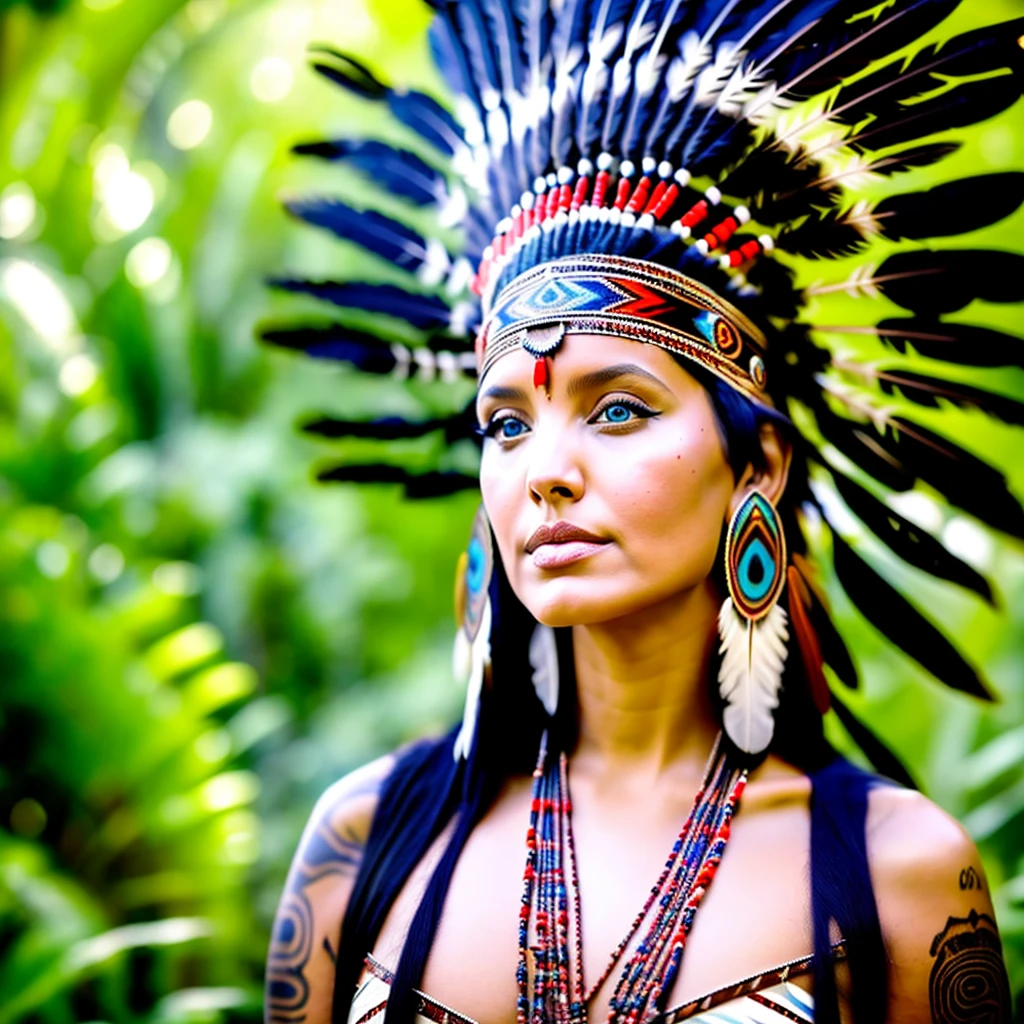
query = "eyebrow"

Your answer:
(479, 384), (529, 403)
(566, 363), (667, 397)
